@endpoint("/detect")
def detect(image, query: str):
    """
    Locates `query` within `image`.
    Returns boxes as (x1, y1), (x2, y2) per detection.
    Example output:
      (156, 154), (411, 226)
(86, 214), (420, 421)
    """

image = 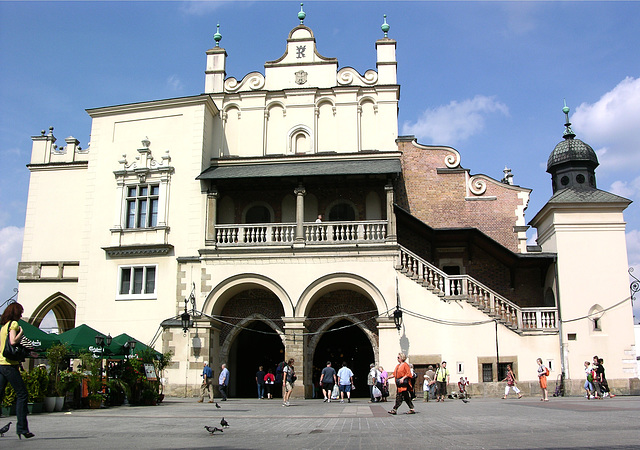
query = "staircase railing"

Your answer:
(397, 246), (557, 333)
